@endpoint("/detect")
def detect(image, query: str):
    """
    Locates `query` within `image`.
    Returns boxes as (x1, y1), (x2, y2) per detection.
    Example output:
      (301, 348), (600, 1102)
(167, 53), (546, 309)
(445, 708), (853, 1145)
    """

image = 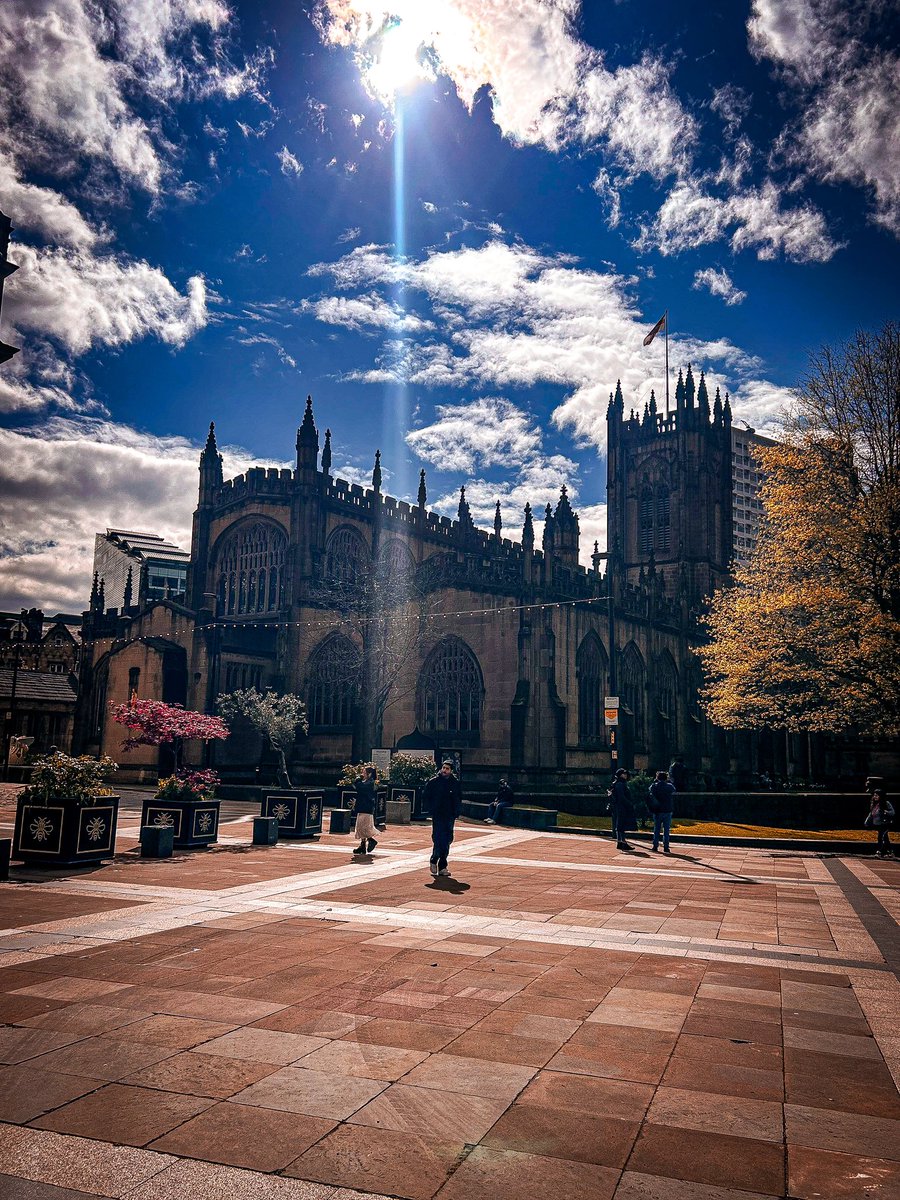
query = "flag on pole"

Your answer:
(643, 312), (666, 346)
